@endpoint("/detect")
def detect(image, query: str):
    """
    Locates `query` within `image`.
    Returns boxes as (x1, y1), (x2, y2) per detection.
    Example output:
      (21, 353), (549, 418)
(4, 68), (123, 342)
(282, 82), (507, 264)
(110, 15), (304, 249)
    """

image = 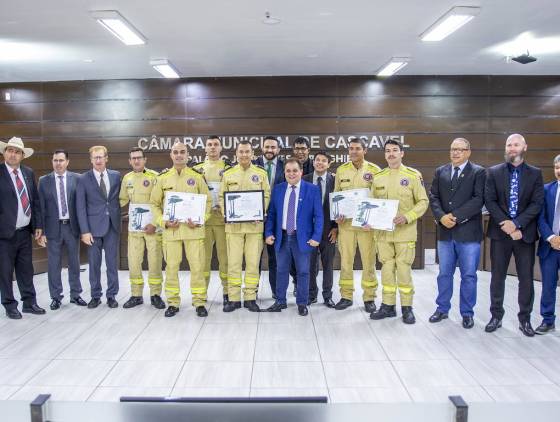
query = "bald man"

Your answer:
(484, 134), (544, 337)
